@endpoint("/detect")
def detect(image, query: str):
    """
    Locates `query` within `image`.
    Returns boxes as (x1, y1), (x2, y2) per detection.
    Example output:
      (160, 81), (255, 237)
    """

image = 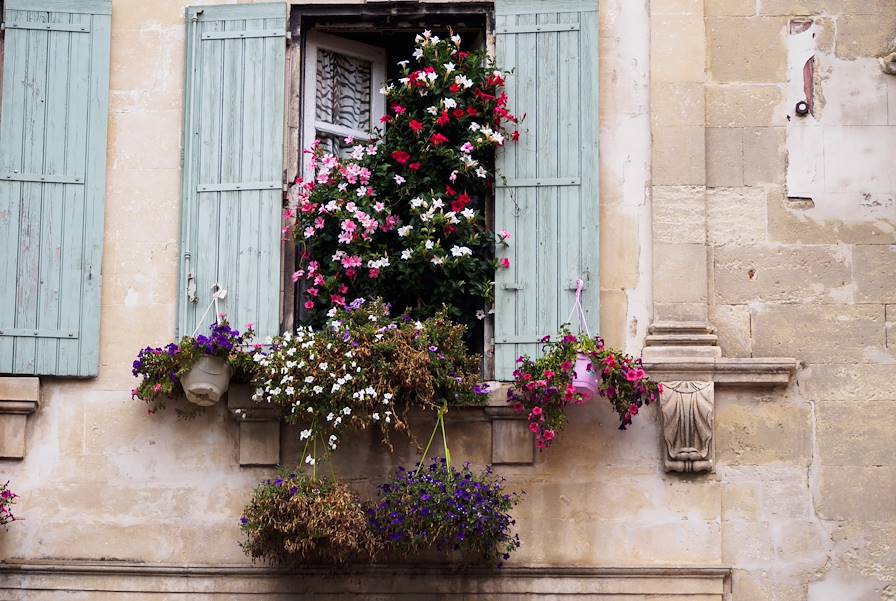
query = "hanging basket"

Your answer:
(181, 356), (232, 406)
(571, 353), (598, 401)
